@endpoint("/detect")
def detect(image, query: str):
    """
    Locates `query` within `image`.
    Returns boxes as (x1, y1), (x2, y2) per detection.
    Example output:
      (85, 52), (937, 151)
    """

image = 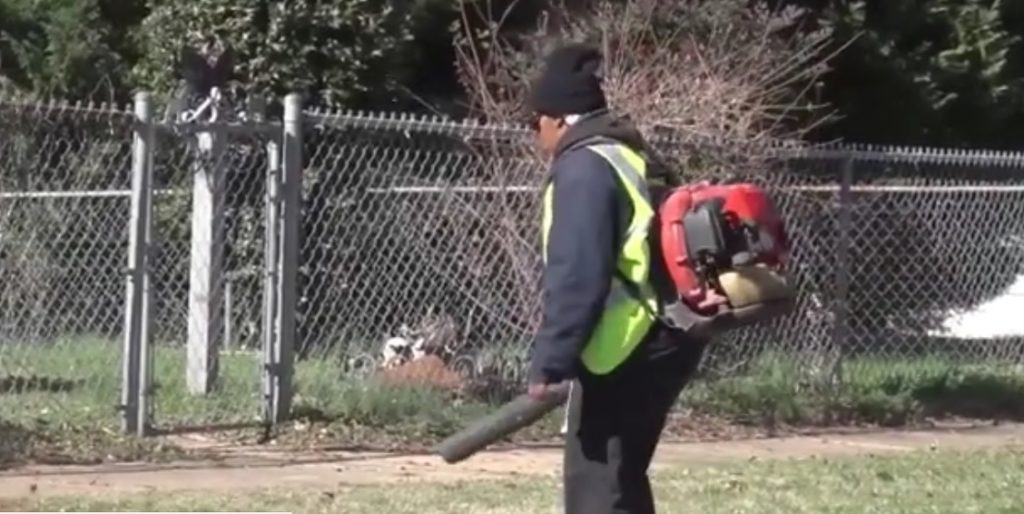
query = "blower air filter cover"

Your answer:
(717, 265), (795, 310)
